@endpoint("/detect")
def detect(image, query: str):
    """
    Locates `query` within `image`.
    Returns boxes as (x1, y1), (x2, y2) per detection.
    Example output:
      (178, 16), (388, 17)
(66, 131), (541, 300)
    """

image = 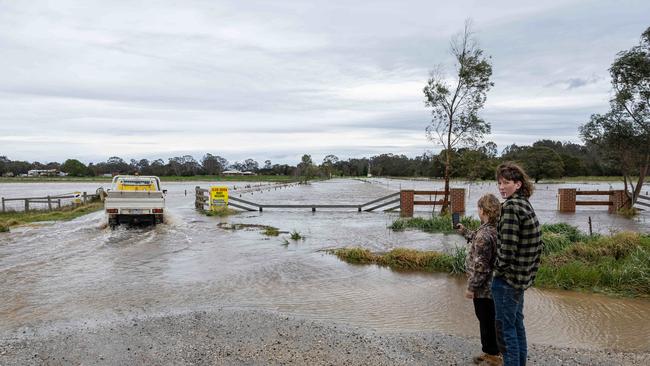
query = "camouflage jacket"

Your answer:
(461, 223), (497, 299)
